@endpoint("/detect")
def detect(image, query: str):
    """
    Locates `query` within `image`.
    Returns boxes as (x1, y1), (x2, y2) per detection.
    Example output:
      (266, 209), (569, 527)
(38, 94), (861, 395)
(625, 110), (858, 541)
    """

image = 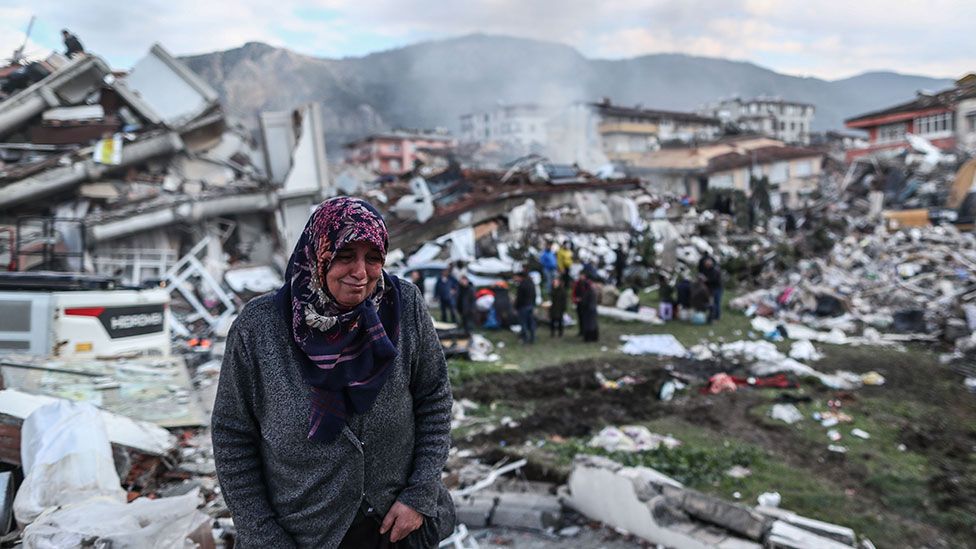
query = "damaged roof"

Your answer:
(591, 102), (721, 125)
(707, 145), (824, 173)
(845, 81), (976, 127)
